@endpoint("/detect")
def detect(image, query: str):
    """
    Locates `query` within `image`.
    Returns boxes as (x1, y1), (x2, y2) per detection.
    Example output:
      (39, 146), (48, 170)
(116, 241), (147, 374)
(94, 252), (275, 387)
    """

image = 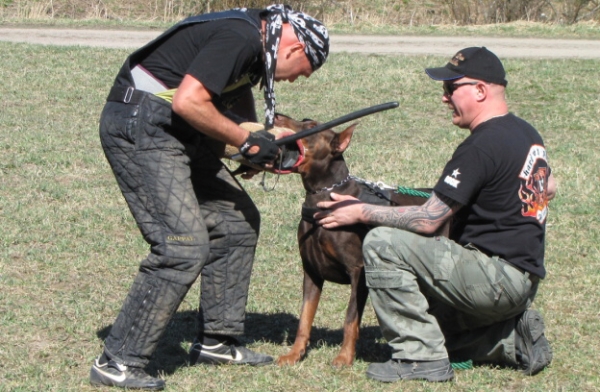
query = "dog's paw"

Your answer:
(277, 350), (305, 366)
(332, 353), (354, 368)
